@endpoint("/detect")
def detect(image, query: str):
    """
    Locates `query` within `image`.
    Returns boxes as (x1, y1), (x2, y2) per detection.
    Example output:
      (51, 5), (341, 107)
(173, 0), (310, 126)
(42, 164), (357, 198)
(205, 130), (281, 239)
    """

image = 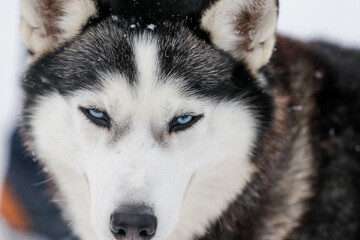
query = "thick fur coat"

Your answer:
(20, 0), (360, 240)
